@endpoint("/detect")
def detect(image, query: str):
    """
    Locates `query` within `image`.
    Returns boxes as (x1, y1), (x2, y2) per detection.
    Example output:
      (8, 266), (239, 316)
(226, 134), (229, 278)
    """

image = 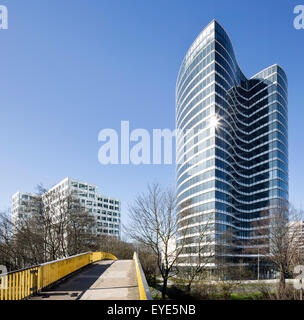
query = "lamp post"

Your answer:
(257, 247), (260, 281)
